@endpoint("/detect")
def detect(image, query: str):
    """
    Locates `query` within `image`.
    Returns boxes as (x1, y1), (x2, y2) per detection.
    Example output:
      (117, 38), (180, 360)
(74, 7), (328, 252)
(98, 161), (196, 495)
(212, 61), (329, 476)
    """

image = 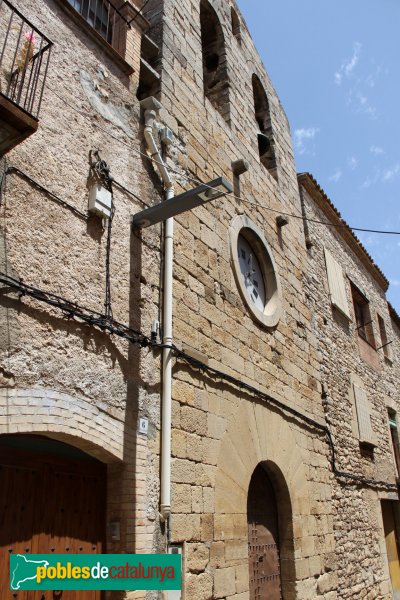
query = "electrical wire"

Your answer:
(113, 178), (151, 207)
(2, 89), (397, 492)
(0, 270), (396, 492)
(6, 166), (88, 221)
(0, 272), (149, 347)
(49, 88), (400, 236)
(104, 198), (115, 319)
(127, 0), (151, 25)
(171, 344), (398, 492)
(89, 150), (116, 319)
(0, 158), (7, 207)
